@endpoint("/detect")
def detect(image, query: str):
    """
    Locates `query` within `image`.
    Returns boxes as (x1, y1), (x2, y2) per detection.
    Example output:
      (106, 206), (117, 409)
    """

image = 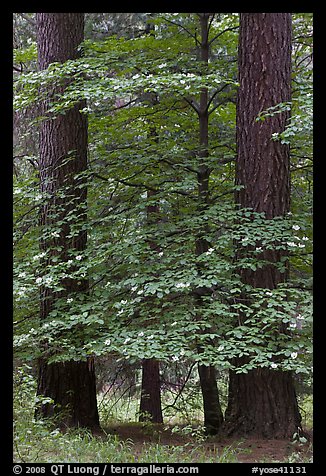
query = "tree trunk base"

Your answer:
(139, 358), (163, 424)
(223, 368), (302, 439)
(198, 364), (224, 435)
(36, 358), (100, 431)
